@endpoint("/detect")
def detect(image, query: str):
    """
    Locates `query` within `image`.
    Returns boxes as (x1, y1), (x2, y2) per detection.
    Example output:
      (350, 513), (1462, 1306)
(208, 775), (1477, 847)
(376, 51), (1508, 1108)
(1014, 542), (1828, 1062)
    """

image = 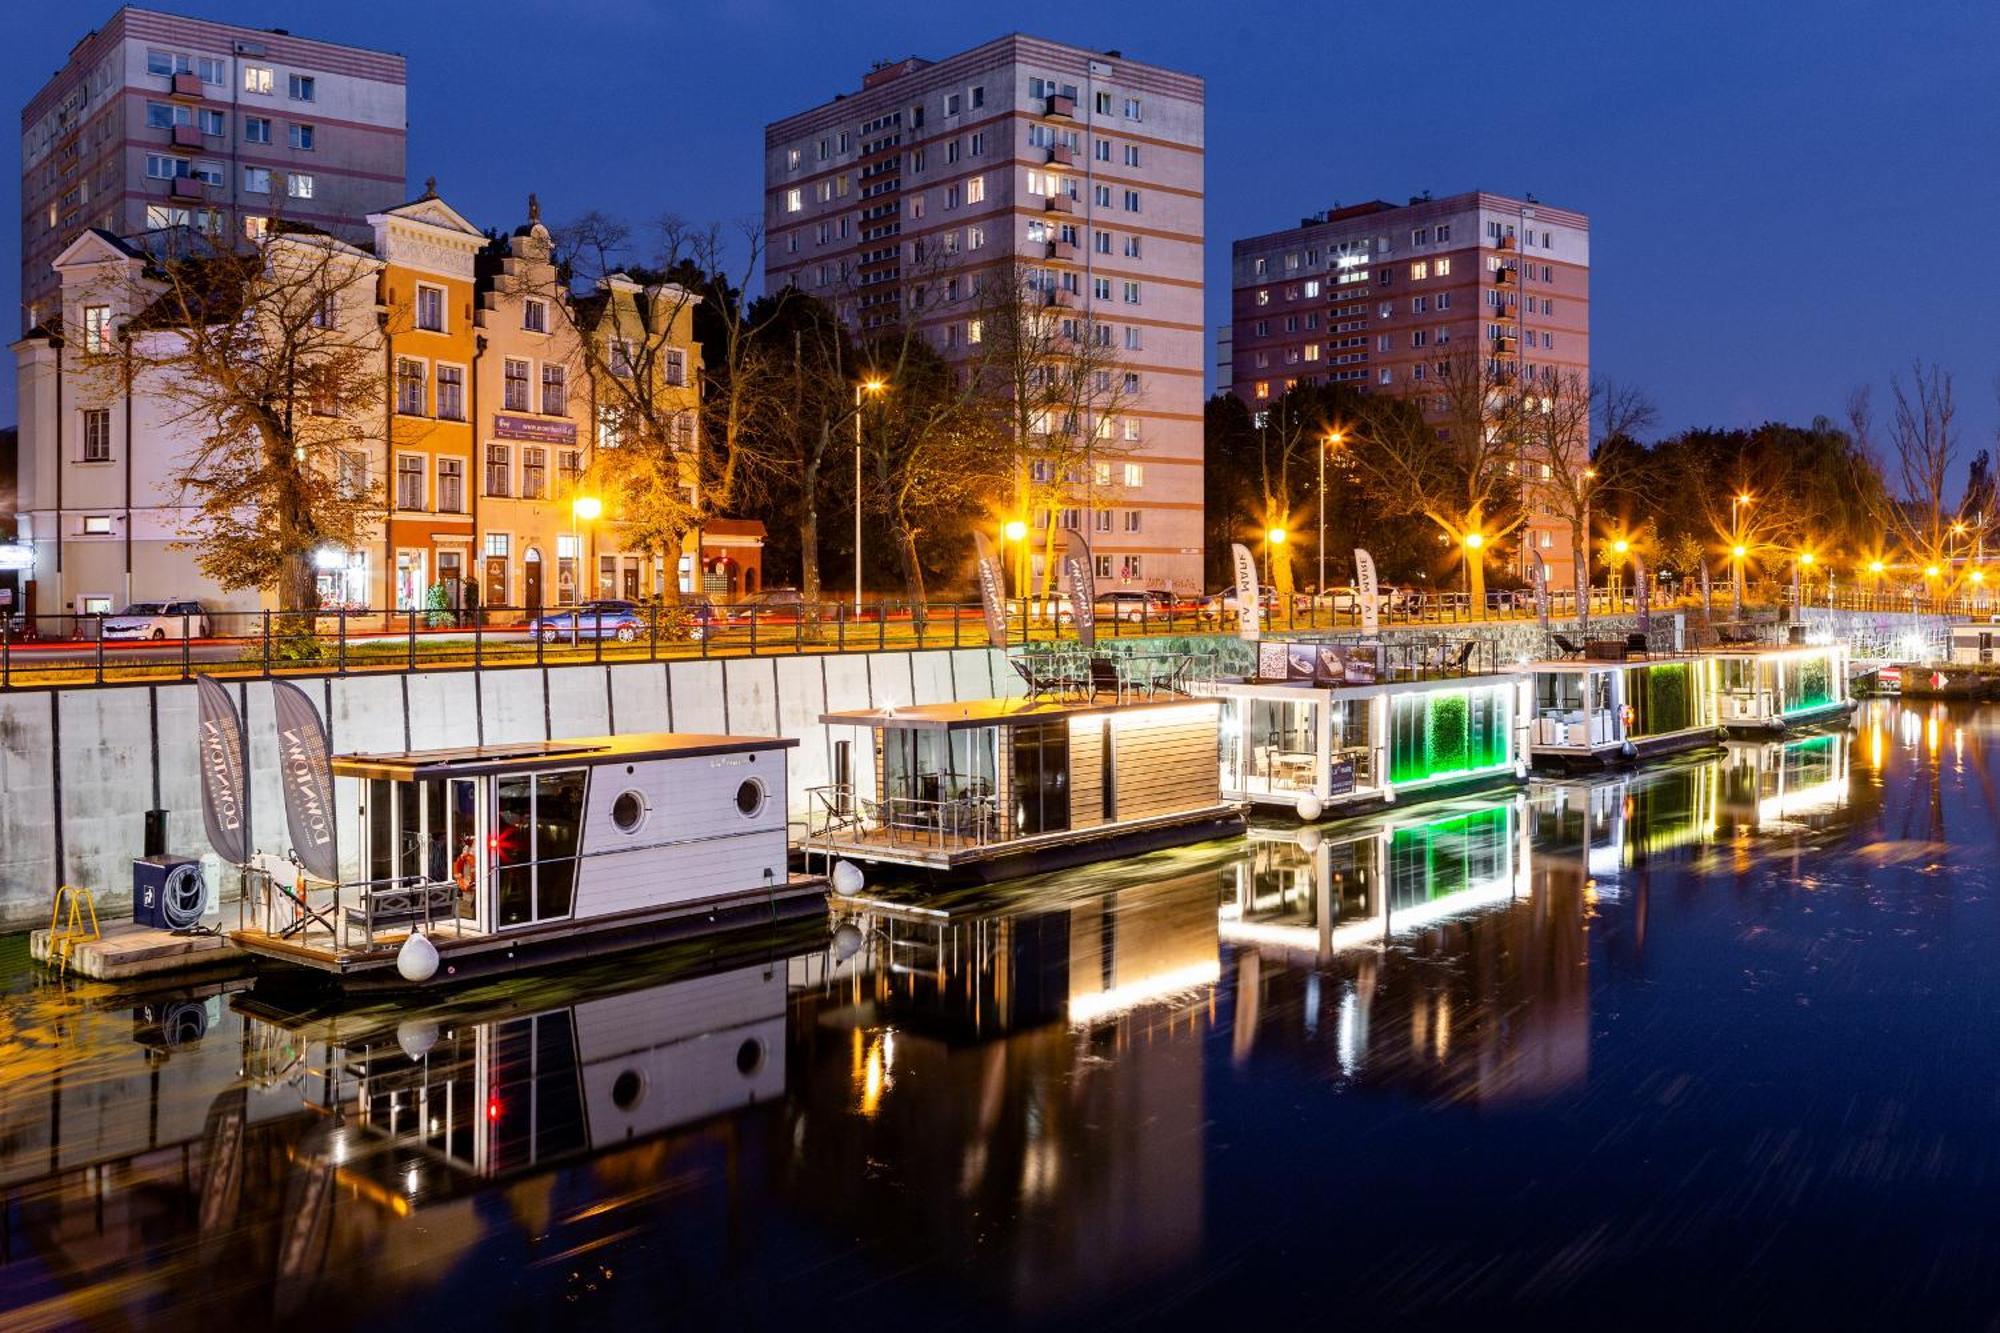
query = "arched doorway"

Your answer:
(523, 547), (544, 614)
